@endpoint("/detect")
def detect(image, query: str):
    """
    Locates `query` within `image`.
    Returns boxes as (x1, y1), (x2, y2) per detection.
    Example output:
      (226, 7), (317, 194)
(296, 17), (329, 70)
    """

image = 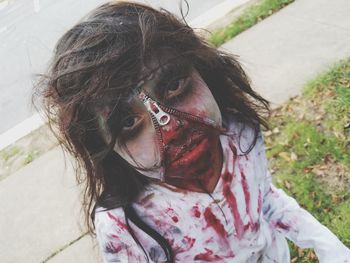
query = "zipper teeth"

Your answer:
(138, 91), (165, 162)
(150, 113), (165, 158)
(159, 104), (218, 129)
(141, 90), (220, 130)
